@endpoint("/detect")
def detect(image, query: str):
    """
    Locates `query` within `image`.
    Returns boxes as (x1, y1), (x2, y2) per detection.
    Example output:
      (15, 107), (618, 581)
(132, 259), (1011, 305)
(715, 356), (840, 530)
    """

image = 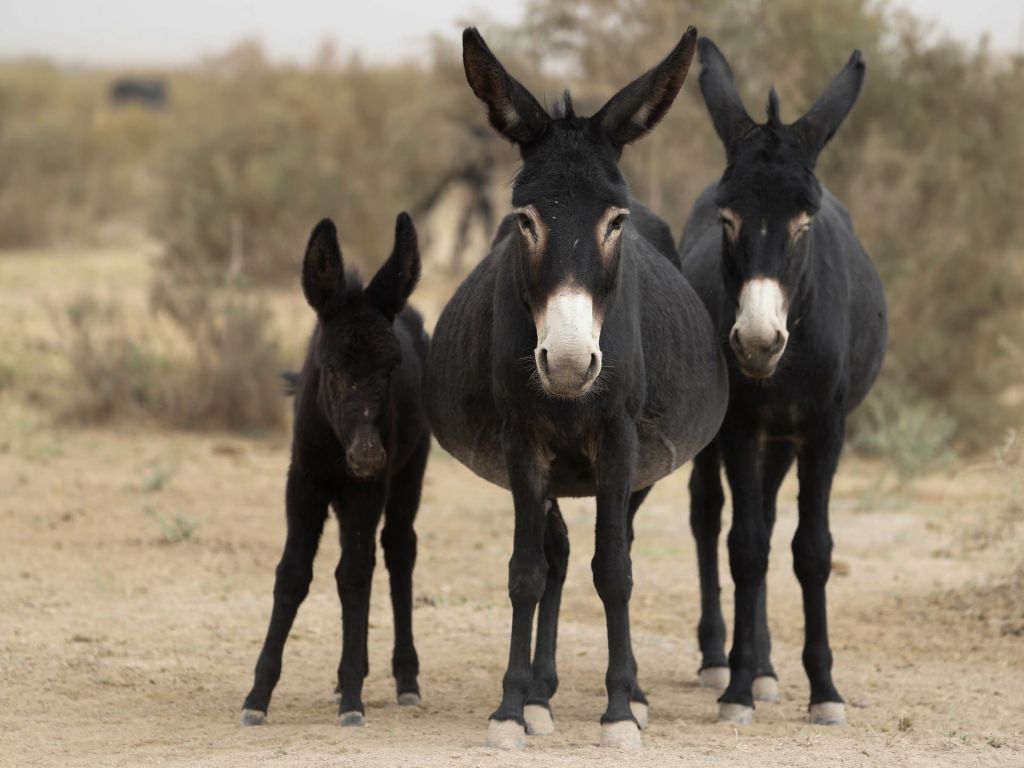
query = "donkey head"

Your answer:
(301, 214), (421, 478)
(463, 26), (698, 399)
(698, 38), (865, 379)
